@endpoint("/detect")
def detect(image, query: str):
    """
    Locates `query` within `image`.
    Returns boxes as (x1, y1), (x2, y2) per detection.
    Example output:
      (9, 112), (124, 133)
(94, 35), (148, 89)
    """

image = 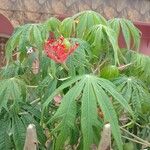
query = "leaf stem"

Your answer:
(122, 135), (149, 147)
(120, 127), (150, 147)
(93, 59), (107, 75)
(62, 63), (69, 71)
